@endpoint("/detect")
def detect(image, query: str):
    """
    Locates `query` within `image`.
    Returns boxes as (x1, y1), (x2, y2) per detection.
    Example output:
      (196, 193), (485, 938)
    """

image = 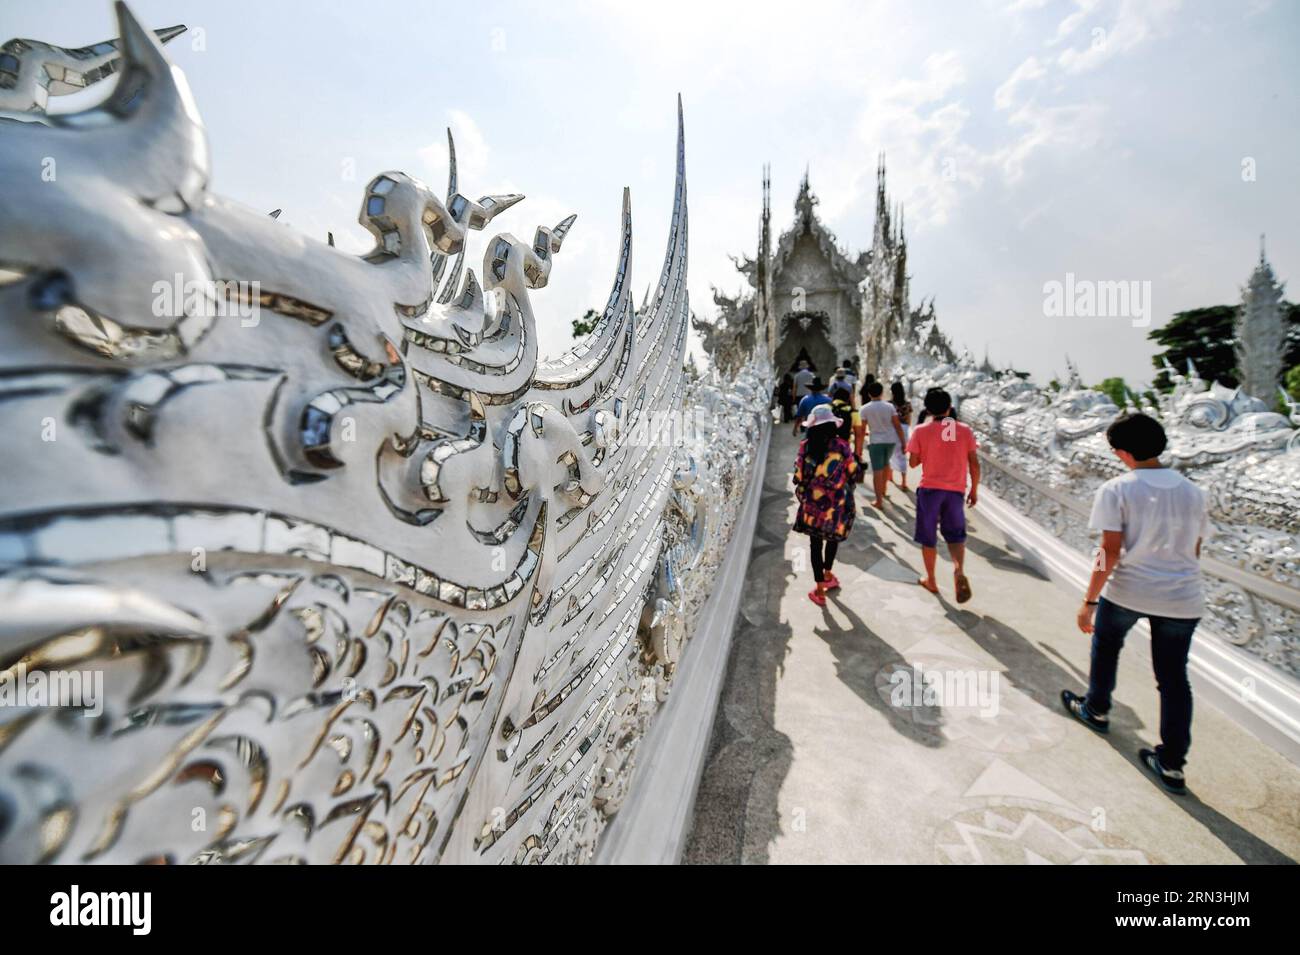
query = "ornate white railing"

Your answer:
(0, 5), (770, 865)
